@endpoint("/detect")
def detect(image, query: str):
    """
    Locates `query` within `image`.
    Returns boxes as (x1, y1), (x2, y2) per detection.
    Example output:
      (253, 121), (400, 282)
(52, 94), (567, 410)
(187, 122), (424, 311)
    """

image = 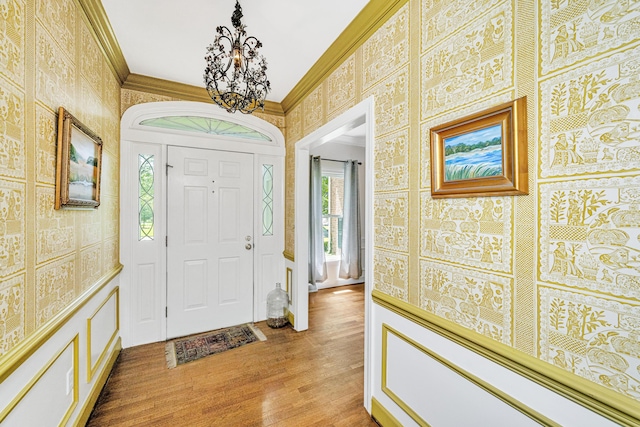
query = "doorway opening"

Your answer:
(293, 97), (374, 411)
(310, 143), (365, 291)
